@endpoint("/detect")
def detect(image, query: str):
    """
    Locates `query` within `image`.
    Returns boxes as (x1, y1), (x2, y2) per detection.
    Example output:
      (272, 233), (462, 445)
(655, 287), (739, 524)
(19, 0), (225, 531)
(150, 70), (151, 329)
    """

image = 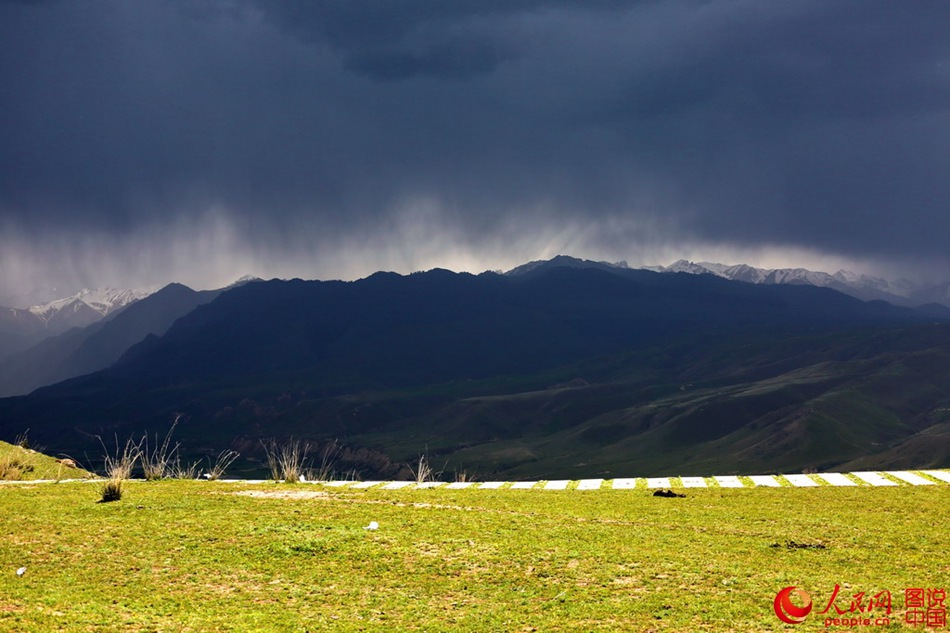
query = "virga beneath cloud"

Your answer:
(1, 0), (949, 298)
